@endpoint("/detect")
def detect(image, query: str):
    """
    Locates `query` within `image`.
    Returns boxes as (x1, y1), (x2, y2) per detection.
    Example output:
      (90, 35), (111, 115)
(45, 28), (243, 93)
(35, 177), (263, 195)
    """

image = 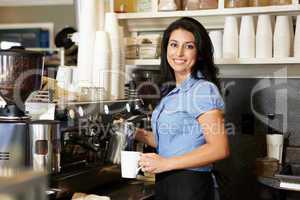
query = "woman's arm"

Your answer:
(135, 128), (157, 148)
(139, 109), (229, 173)
(167, 109), (229, 170)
